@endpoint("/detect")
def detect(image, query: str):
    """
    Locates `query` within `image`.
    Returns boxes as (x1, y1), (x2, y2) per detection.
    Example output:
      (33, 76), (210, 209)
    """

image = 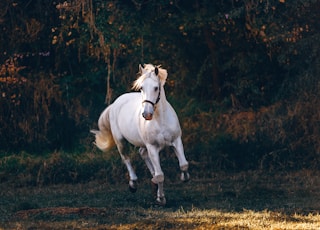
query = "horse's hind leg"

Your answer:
(123, 158), (138, 193)
(116, 139), (138, 192)
(172, 137), (190, 182)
